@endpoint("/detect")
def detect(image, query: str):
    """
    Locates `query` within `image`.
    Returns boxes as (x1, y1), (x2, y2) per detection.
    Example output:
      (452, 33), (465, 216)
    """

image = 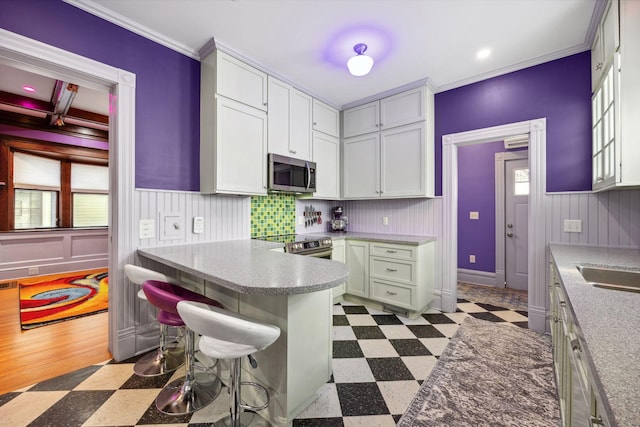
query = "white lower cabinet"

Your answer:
(345, 240), (434, 318)
(549, 262), (610, 427)
(331, 239), (346, 300)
